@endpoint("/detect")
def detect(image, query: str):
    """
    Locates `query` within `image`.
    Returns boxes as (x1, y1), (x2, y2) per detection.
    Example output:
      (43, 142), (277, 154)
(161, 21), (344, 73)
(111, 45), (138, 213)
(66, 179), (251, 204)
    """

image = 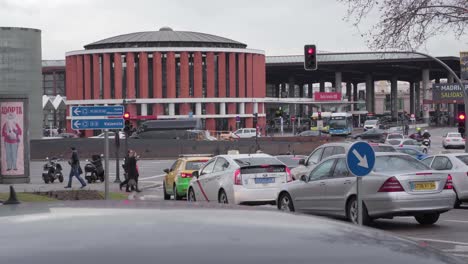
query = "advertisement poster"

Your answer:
(1, 102), (24, 175)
